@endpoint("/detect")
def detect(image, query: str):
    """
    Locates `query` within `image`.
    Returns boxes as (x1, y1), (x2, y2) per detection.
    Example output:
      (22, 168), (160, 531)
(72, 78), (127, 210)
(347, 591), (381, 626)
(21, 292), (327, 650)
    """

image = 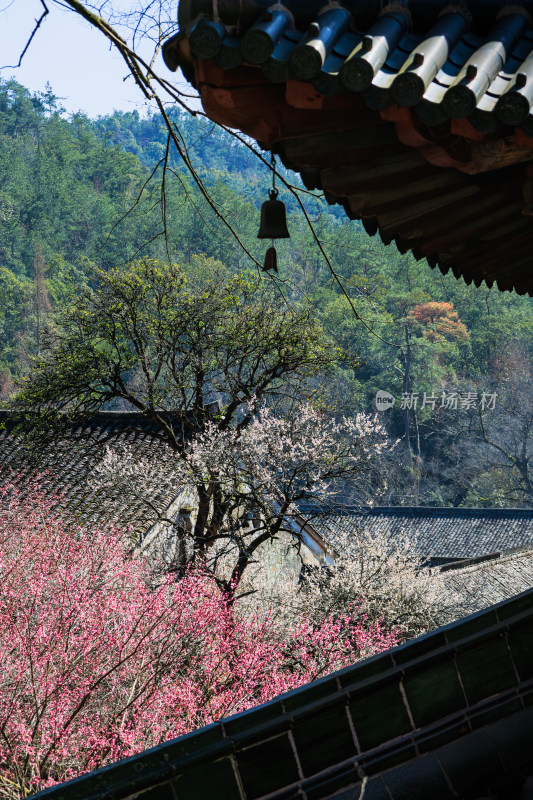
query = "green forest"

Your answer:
(1, 77), (532, 508)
